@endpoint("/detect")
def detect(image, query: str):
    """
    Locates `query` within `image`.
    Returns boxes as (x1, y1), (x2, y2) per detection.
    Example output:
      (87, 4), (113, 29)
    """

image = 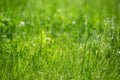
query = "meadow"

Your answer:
(0, 0), (120, 80)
